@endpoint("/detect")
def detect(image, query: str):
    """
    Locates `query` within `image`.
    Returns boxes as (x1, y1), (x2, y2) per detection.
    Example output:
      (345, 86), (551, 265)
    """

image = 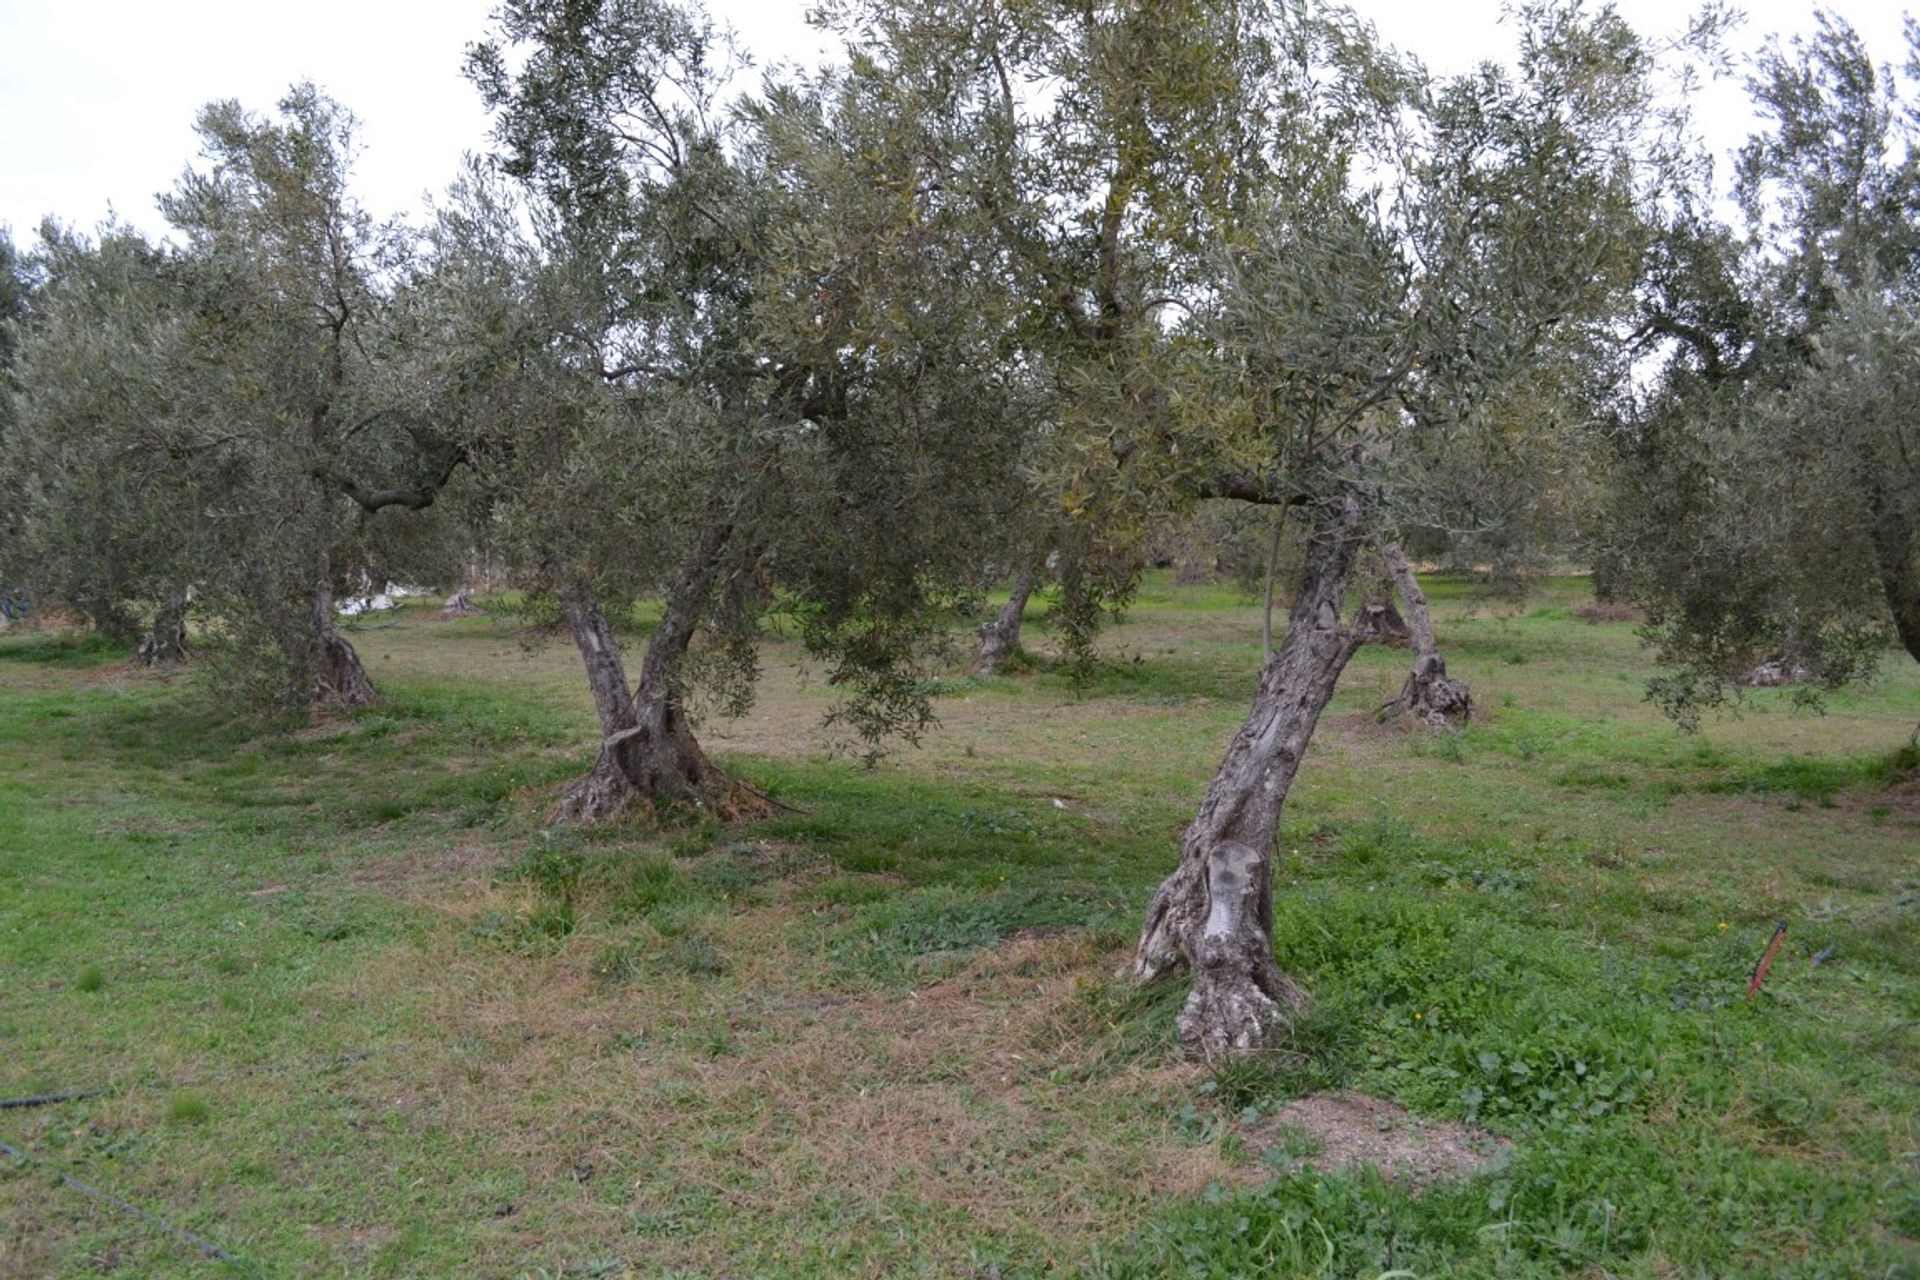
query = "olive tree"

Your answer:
(153, 85), (471, 709)
(1, 222), (205, 659)
(1602, 13), (1920, 735)
(0, 230), (26, 434)
(838, 0), (1690, 1054)
(5, 87), (469, 707)
(0, 230), (23, 628)
(452, 0), (1035, 820)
